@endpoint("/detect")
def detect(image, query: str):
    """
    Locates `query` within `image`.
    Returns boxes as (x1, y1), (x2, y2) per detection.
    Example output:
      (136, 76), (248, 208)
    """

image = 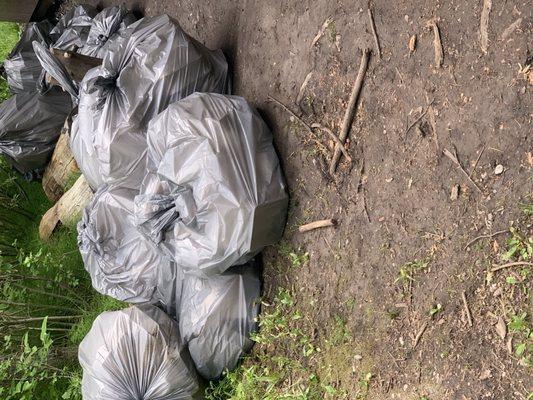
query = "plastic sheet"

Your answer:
(78, 184), (173, 303)
(179, 264), (261, 380)
(0, 88), (71, 174)
(134, 93), (288, 276)
(79, 304), (201, 399)
(3, 21), (54, 93)
(71, 14), (230, 190)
